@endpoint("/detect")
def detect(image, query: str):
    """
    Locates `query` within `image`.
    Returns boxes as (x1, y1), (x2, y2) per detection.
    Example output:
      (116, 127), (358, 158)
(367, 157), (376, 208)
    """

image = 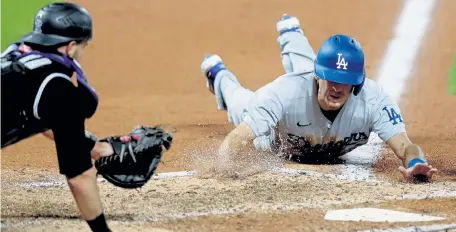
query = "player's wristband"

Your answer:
(407, 158), (426, 169)
(86, 212), (111, 232)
